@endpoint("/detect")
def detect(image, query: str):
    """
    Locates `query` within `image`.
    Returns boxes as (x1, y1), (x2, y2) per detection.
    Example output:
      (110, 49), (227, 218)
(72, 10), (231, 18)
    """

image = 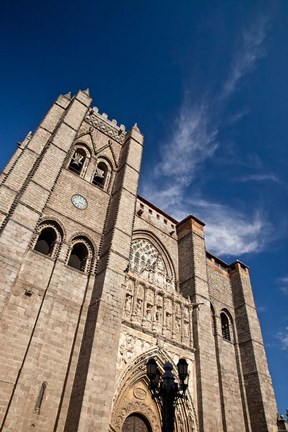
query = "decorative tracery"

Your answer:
(130, 240), (161, 274)
(129, 239), (174, 291)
